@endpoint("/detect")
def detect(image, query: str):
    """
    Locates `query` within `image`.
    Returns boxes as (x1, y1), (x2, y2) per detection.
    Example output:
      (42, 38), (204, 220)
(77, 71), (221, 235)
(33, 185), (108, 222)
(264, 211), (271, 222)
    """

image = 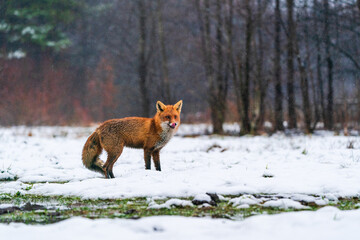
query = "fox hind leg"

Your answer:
(103, 152), (120, 178)
(103, 144), (124, 179)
